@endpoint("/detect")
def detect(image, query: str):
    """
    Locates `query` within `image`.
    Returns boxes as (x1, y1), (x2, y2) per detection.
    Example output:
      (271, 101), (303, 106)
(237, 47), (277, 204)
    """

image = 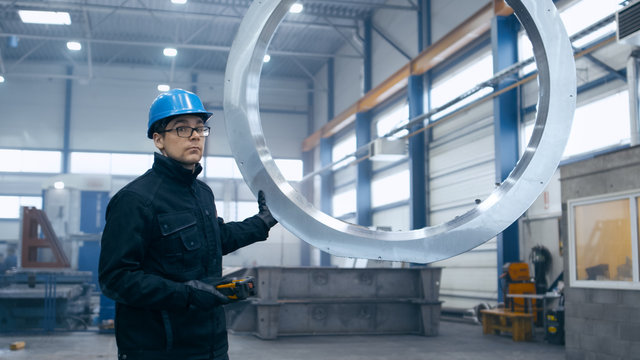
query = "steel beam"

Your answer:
(628, 50), (640, 147)
(223, 0), (576, 263)
(0, 33), (359, 60)
(492, 14), (520, 300)
(356, 112), (372, 227)
(62, 66), (73, 174)
(409, 75), (426, 230)
(319, 58), (335, 267)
